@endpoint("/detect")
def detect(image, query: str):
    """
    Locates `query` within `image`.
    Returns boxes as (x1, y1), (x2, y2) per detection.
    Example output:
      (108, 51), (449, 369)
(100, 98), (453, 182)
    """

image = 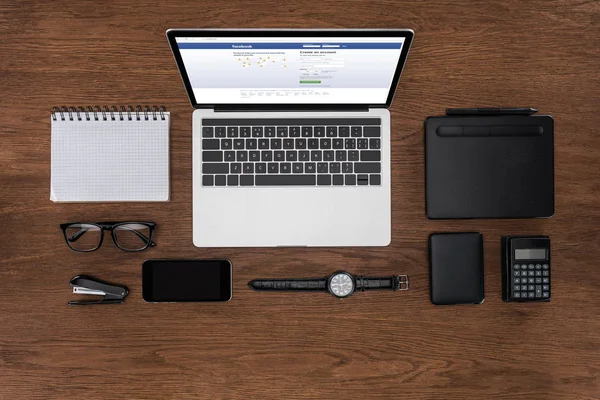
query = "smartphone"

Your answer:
(142, 259), (232, 302)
